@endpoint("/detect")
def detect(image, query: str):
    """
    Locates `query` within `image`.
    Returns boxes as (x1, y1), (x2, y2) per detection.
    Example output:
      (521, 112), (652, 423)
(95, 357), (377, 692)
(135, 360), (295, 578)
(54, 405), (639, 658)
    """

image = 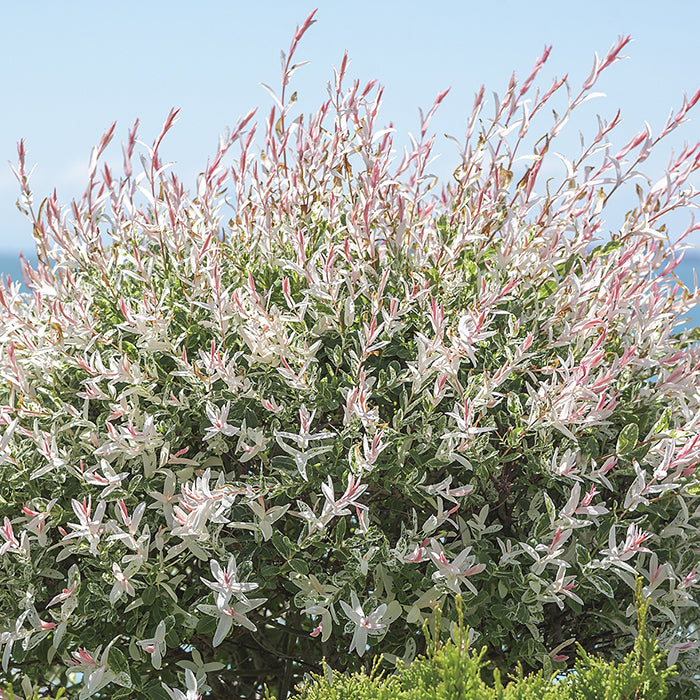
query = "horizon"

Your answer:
(2, 250), (699, 328)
